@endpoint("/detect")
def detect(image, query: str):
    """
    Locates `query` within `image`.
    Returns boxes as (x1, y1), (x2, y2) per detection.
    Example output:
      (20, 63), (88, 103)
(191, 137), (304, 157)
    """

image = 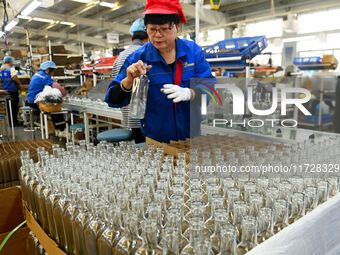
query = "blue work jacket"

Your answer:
(0, 67), (18, 92)
(105, 38), (214, 143)
(27, 70), (54, 104)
